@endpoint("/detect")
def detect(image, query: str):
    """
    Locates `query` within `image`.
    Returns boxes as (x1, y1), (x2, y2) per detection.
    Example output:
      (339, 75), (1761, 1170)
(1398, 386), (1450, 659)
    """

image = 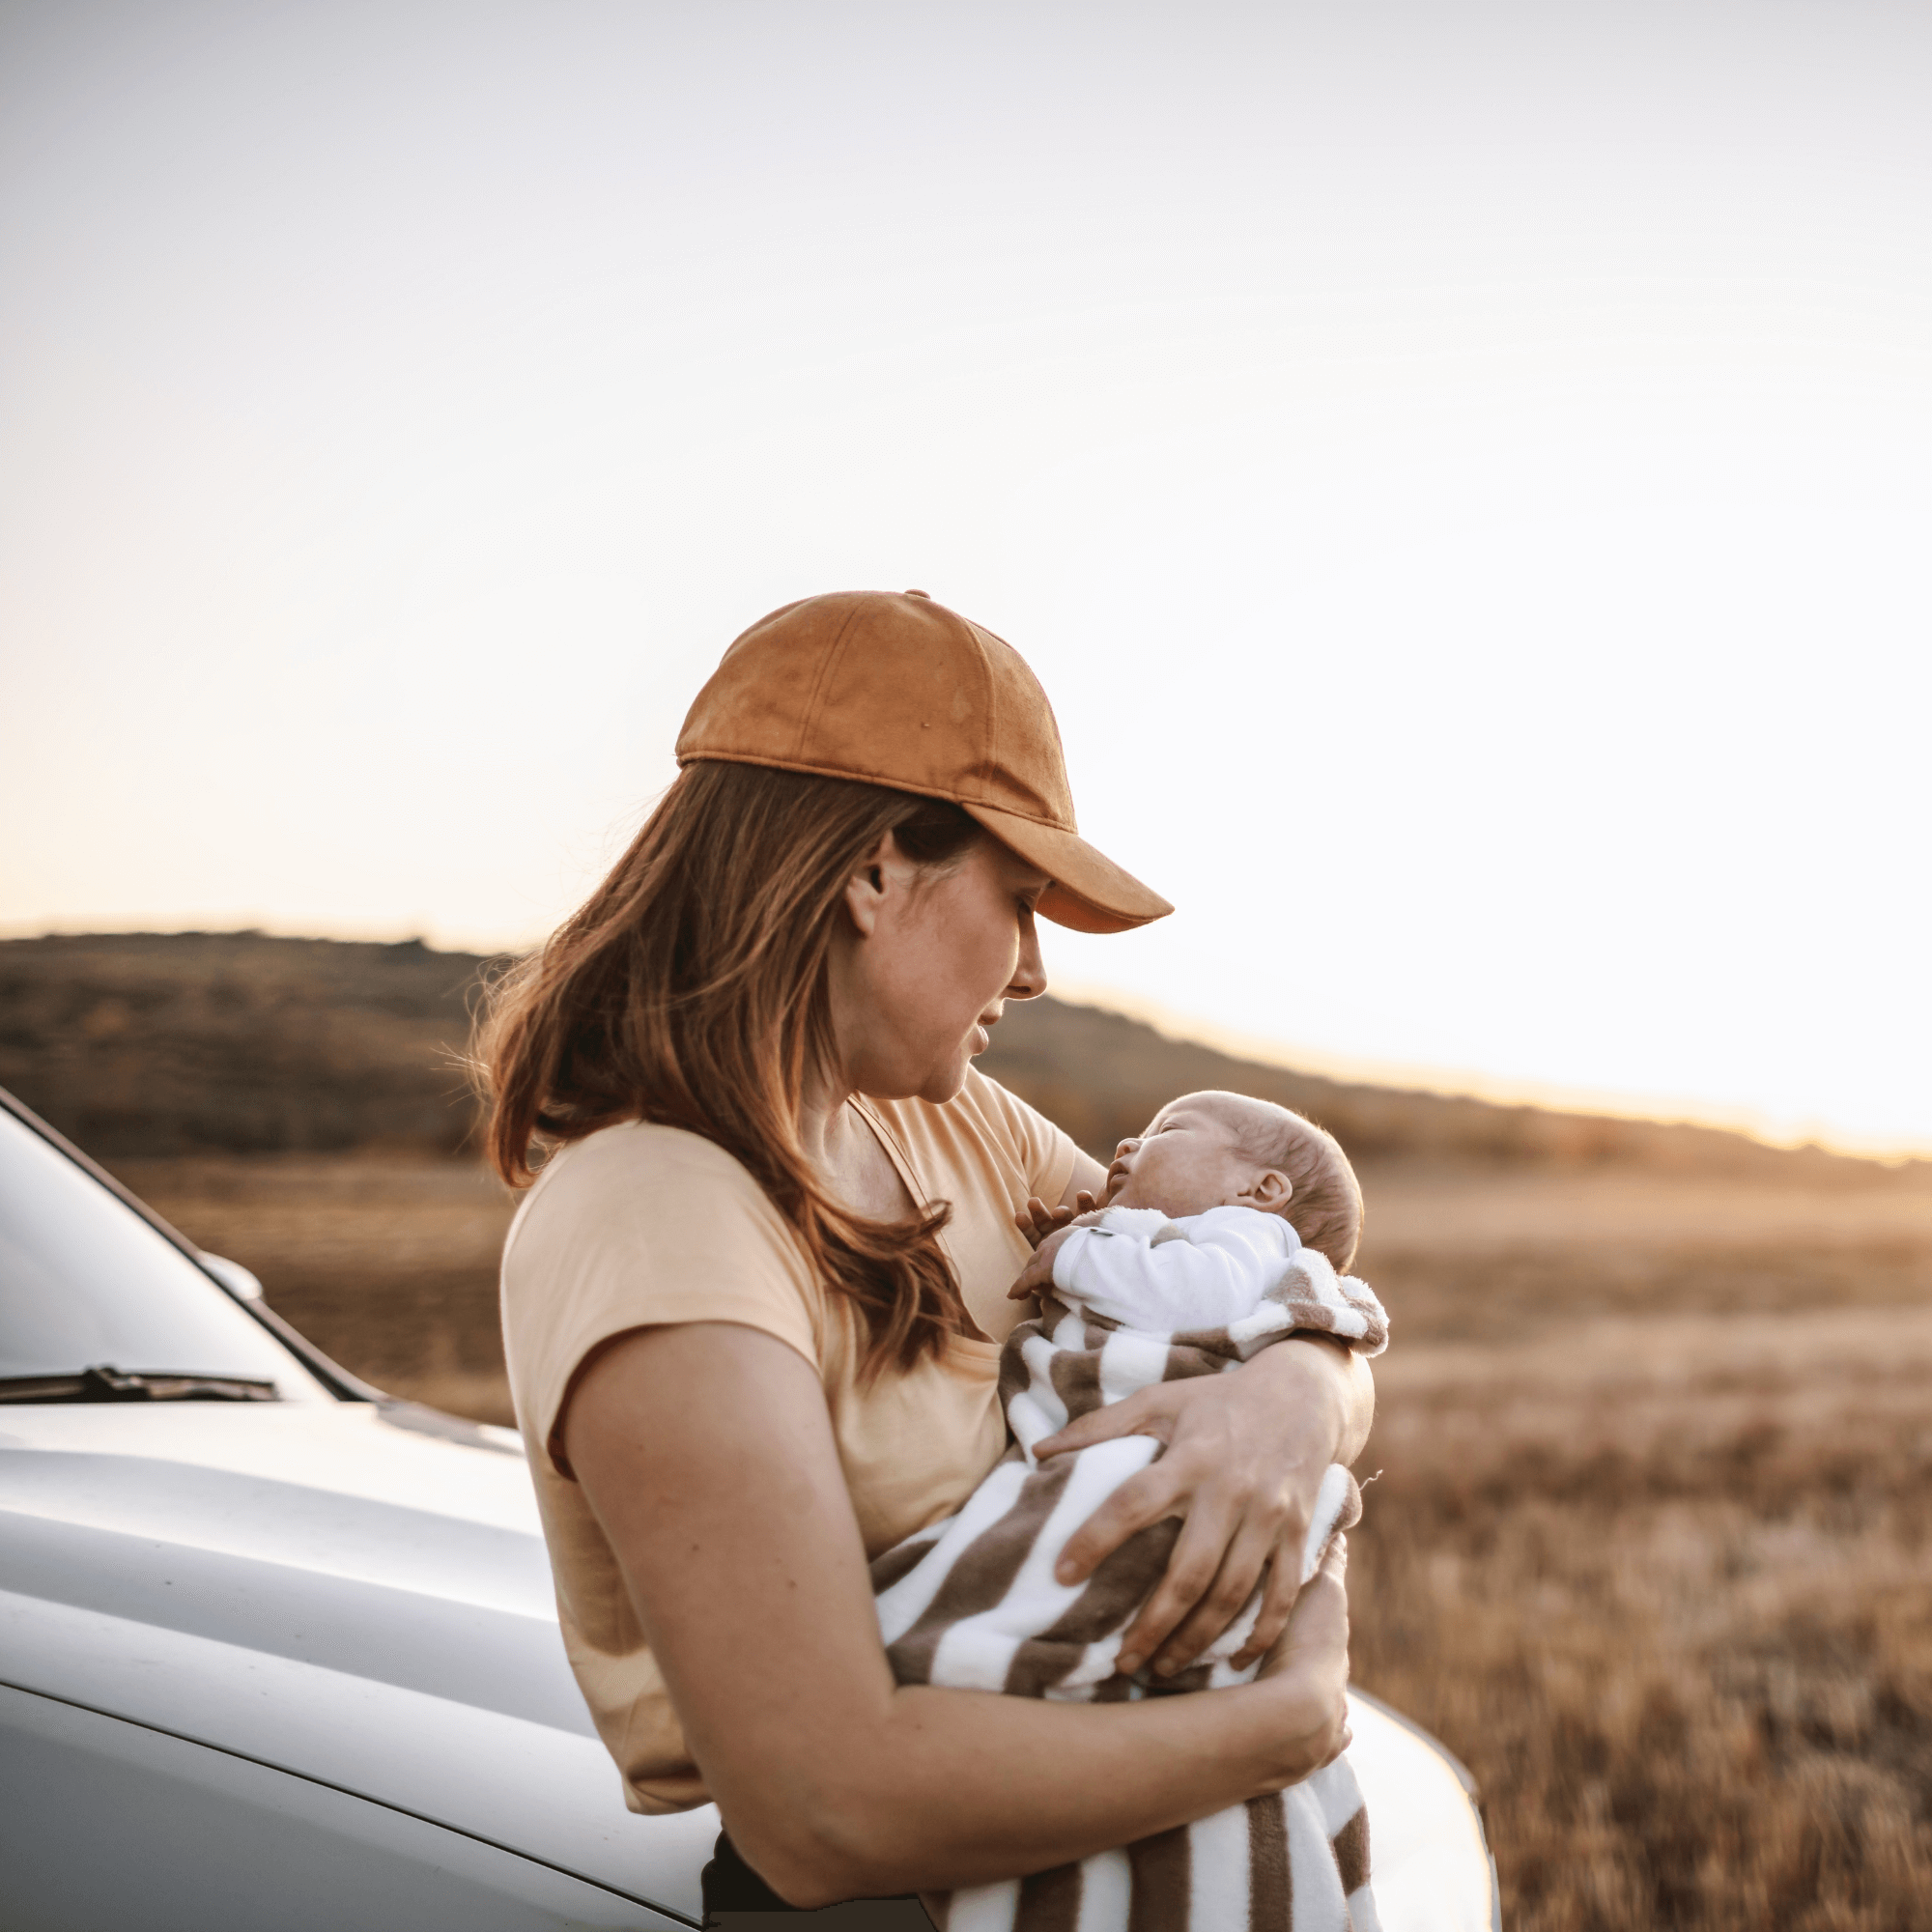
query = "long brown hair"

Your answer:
(476, 761), (983, 1377)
